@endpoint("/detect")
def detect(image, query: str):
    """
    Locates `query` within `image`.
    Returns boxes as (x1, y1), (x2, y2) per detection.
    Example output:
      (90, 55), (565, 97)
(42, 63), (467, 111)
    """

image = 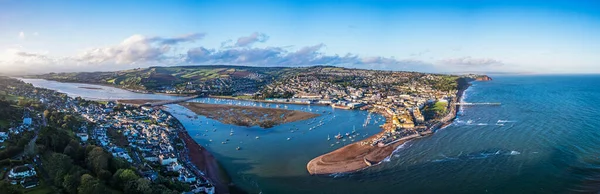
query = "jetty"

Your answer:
(455, 102), (501, 106)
